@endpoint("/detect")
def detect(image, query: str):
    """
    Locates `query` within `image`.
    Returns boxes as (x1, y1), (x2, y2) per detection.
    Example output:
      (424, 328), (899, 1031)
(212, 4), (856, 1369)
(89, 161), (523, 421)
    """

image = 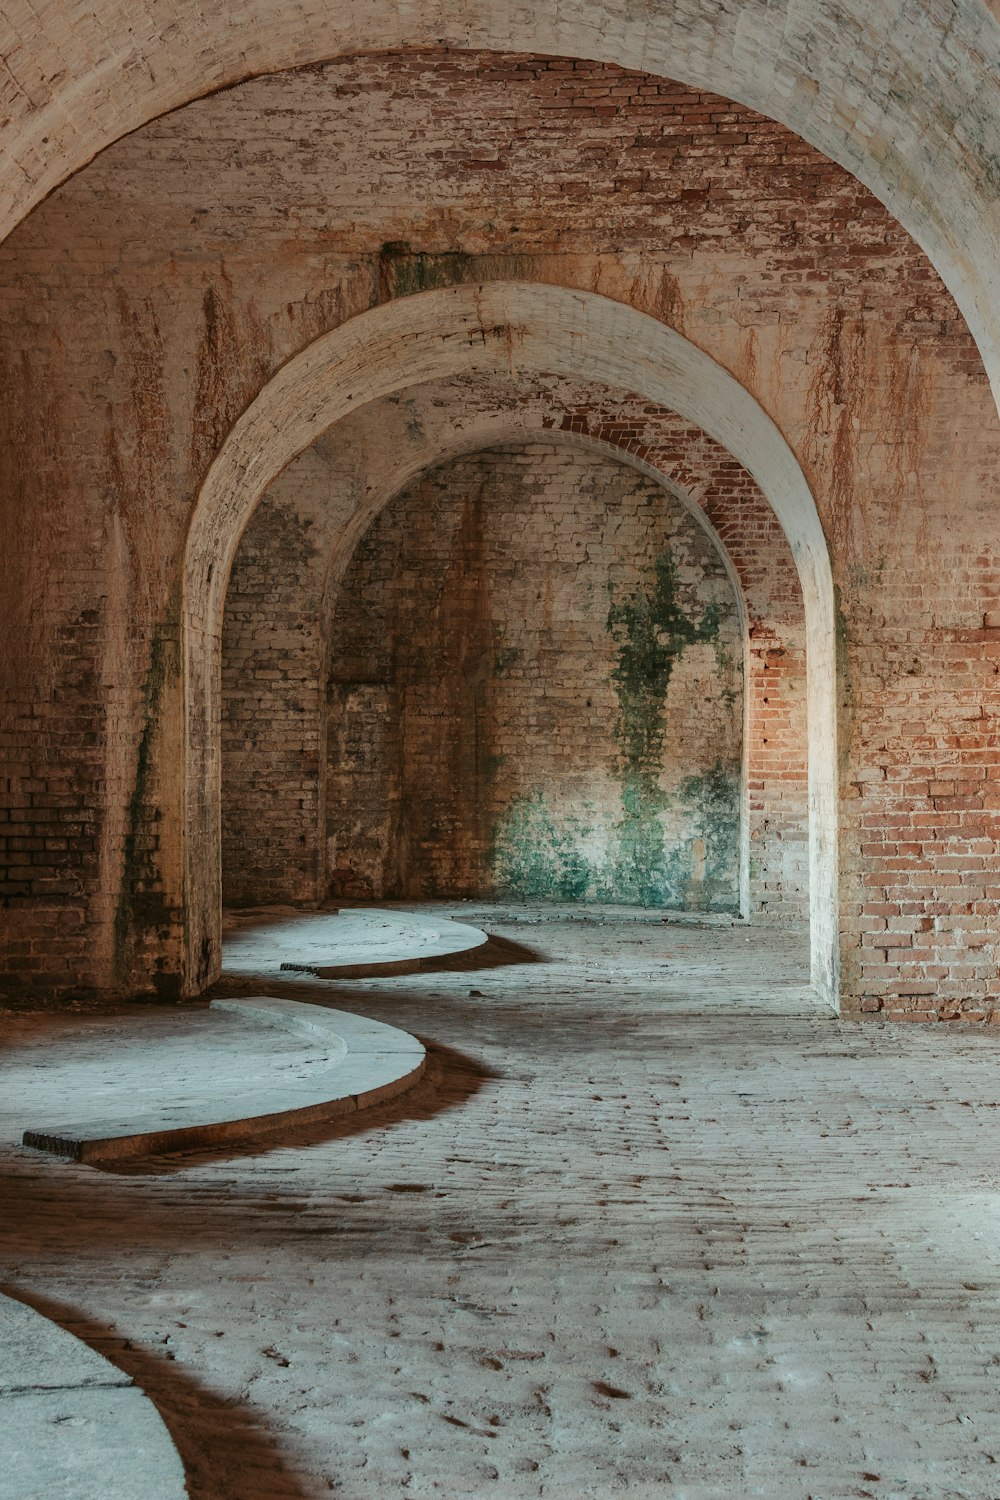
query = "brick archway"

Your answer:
(306, 400), (807, 926)
(2, 10), (997, 411)
(184, 282), (837, 1002)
